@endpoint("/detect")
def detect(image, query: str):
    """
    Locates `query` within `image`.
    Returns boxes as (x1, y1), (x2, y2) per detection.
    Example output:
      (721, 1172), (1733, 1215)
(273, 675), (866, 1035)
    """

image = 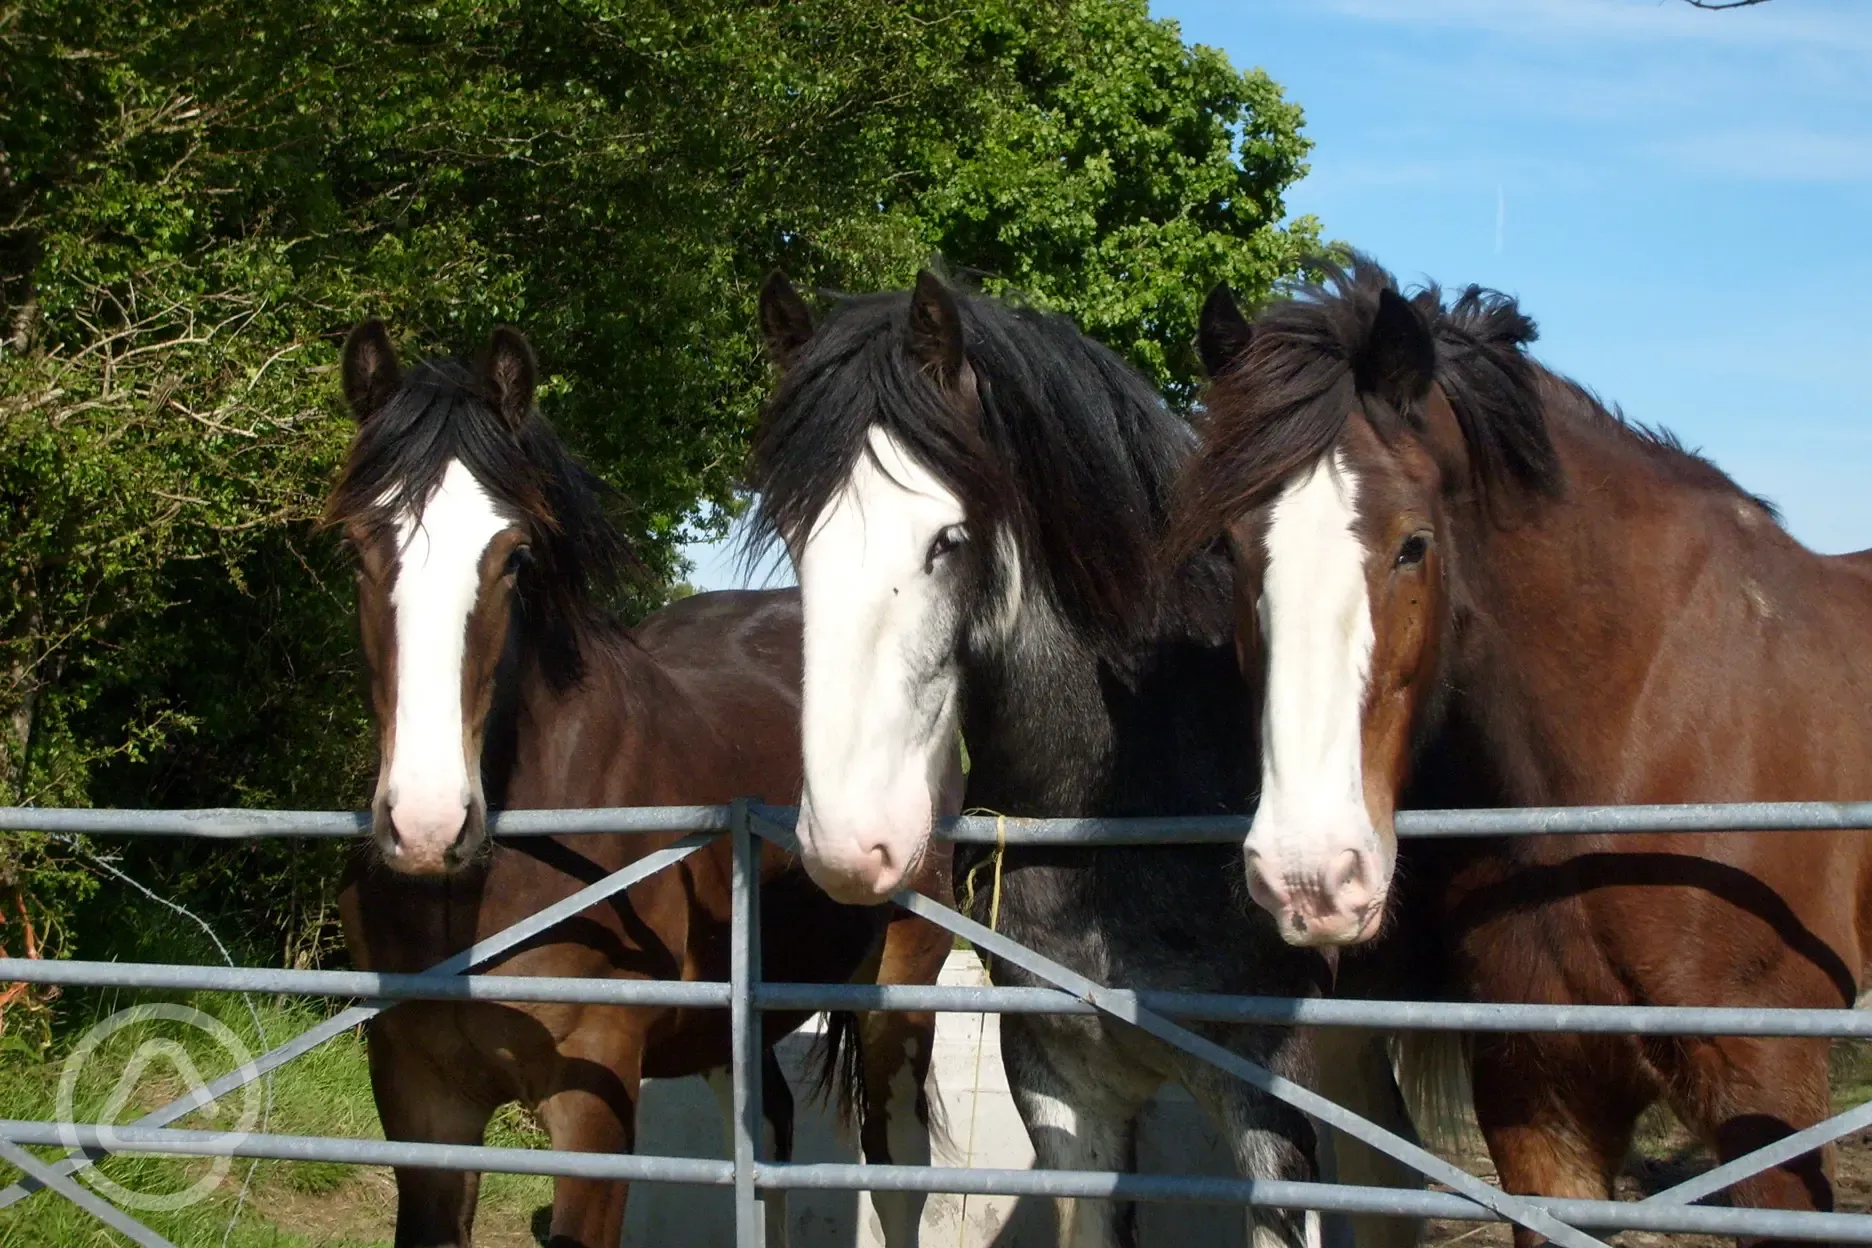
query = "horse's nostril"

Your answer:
(1329, 848), (1365, 894)
(1244, 853), (1290, 909)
